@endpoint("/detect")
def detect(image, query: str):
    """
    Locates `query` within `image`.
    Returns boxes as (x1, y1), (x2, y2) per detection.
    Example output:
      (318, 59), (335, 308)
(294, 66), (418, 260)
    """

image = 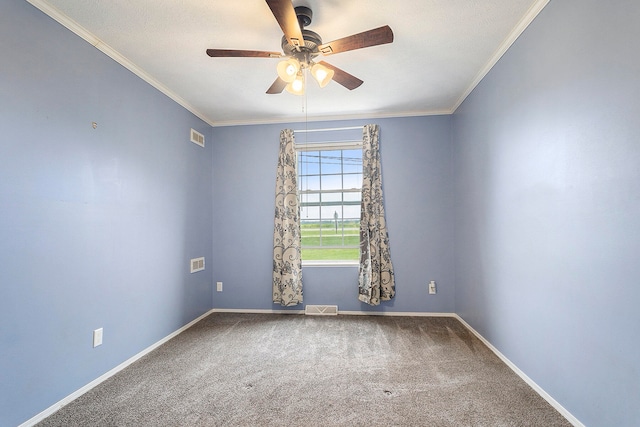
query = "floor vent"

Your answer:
(305, 305), (338, 316)
(190, 128), (205, 147)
